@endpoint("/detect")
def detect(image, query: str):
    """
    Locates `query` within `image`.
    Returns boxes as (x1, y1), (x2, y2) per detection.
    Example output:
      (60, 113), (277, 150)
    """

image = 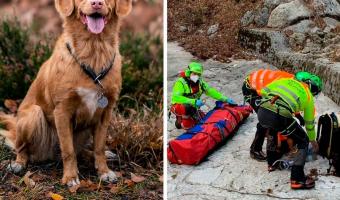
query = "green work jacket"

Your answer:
(260, 78), (316, 141)
(171, 77), (228, 107)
